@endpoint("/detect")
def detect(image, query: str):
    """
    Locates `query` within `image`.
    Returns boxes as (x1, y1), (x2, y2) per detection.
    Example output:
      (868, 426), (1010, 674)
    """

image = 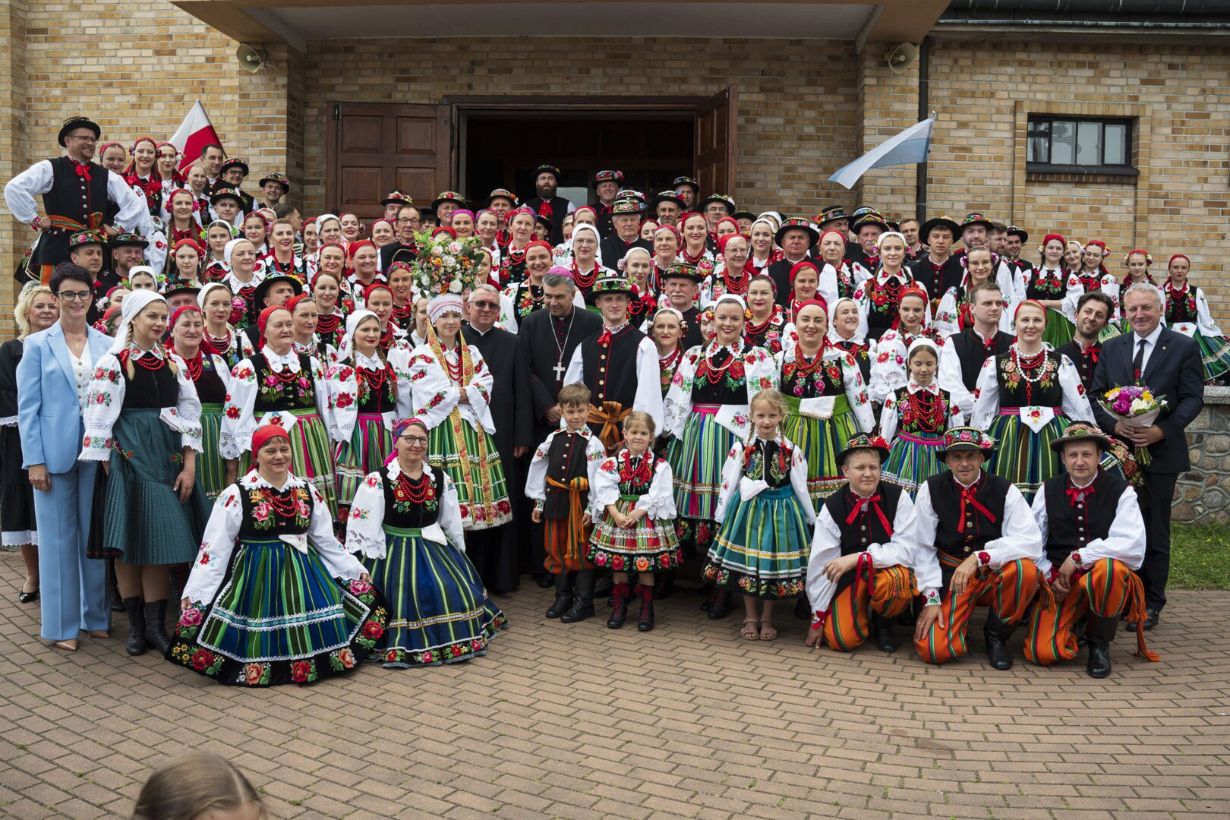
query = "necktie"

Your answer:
(1133, 338), (1147, 381)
